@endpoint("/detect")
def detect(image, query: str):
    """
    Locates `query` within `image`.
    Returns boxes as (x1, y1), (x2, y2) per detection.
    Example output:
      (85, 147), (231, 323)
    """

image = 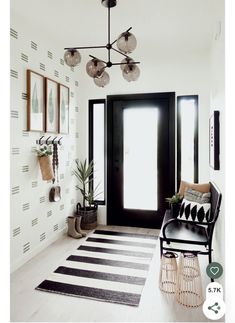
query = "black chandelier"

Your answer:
(64, 0), (140, 87)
